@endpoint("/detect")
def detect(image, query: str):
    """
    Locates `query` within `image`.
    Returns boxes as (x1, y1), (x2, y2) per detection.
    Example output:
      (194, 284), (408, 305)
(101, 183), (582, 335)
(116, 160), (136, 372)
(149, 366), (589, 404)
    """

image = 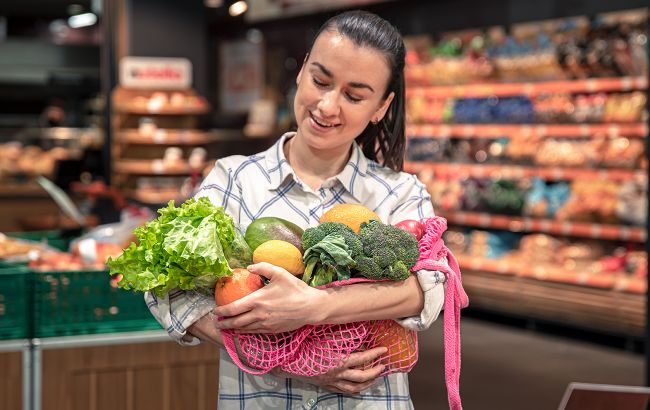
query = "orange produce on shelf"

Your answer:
(215, 268), (264, 306)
